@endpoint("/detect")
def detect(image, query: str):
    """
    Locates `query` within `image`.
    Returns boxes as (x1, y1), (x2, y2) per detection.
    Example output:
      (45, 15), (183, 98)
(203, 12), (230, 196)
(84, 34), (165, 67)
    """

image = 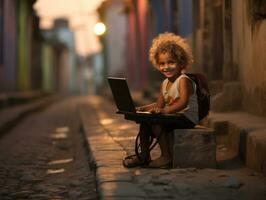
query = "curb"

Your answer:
(79, 96), (150, 199)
